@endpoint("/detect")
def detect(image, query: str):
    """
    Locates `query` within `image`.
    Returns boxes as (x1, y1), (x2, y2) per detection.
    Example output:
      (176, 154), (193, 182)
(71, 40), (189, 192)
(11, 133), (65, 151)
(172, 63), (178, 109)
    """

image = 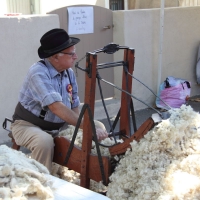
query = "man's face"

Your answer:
(53, 45), (77, 72)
